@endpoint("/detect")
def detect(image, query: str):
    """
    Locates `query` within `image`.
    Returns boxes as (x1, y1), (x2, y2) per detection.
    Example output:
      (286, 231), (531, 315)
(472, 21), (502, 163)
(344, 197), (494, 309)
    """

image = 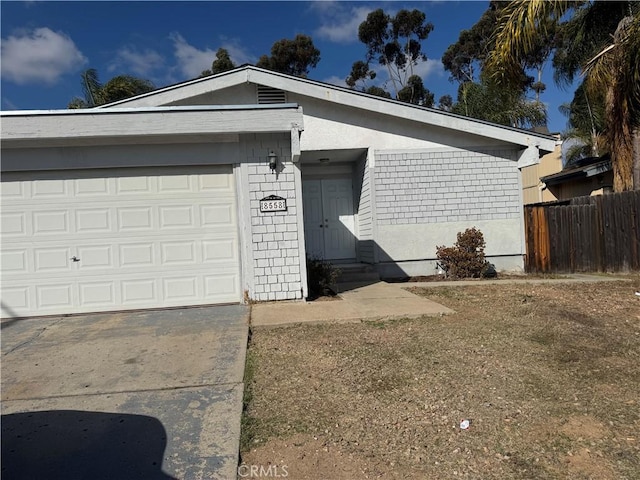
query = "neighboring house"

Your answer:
(522, 135), (563, 204)
(1, 65), (555, 318)
(540, 155), (613, 200)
